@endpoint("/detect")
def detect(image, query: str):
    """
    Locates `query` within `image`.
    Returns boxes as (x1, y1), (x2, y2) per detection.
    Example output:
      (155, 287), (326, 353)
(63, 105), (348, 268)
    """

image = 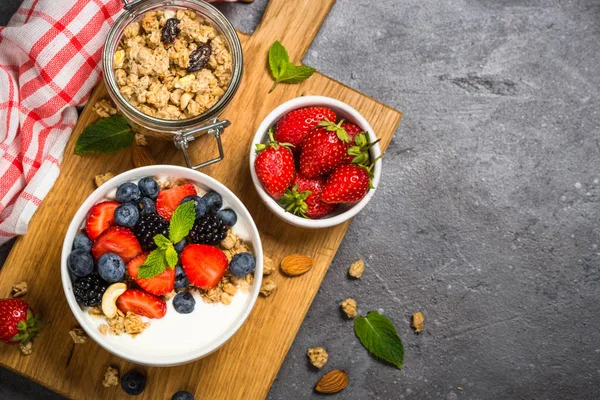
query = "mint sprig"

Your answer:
(354, 311), (404, 369)
(268, 41), (316, 93)
(138, 201), (196, 279)
(74, 115), (135, 155)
